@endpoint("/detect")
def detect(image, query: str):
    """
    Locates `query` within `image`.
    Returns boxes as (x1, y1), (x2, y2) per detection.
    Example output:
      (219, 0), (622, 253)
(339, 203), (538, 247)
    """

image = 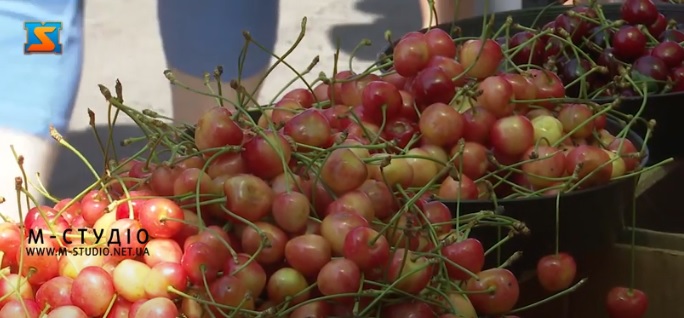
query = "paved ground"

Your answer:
(48, 0), (423, 197)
